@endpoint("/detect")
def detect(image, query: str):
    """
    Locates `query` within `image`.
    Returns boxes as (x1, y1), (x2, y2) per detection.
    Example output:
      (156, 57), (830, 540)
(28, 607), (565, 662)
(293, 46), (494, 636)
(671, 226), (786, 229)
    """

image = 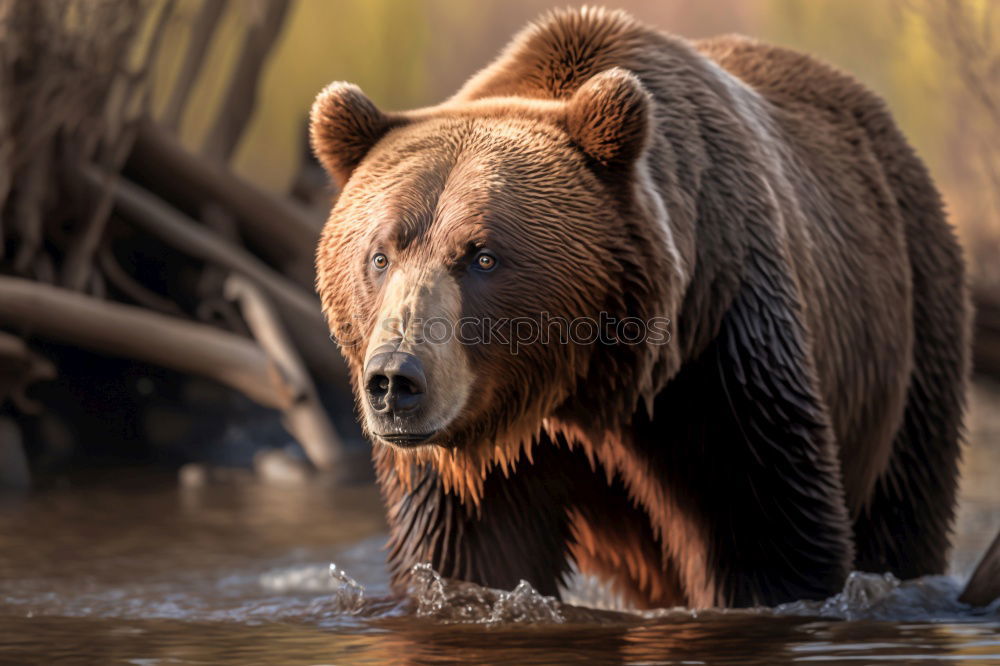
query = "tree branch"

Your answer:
(201, 0), (291, 161)
(128, 119), (321, 266)
(161, 0), (227, 130)
(960, 528), (1000, 607)
(226, 274), (344, 469)
(76, 163), (346, 384)
(78, 163), (318, 321)
(0, 276), (289, 410)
